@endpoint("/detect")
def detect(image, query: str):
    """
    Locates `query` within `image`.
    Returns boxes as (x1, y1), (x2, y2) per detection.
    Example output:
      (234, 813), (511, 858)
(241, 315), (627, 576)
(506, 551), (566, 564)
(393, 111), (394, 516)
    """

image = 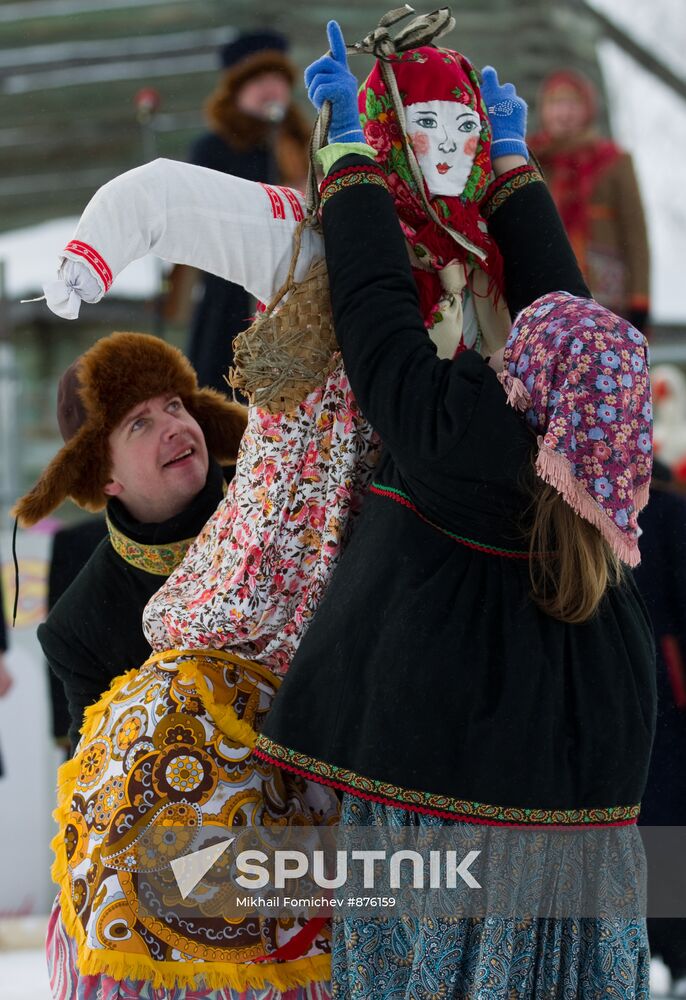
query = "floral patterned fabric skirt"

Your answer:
(331, 796), (650, 1000)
